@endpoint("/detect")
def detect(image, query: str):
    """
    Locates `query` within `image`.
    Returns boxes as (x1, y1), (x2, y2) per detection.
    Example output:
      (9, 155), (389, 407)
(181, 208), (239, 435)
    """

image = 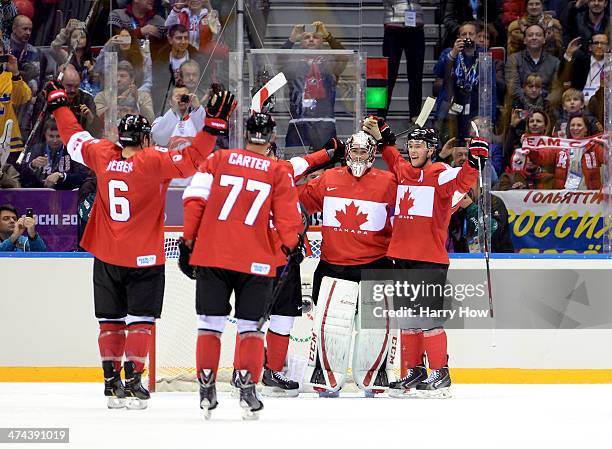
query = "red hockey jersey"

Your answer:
(53, 106), (216, 268)
(382, 145), (478, 265)
(270, 149), (332, 266)
(300, 166), (396, 265)
(183, 149), (303, 276)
